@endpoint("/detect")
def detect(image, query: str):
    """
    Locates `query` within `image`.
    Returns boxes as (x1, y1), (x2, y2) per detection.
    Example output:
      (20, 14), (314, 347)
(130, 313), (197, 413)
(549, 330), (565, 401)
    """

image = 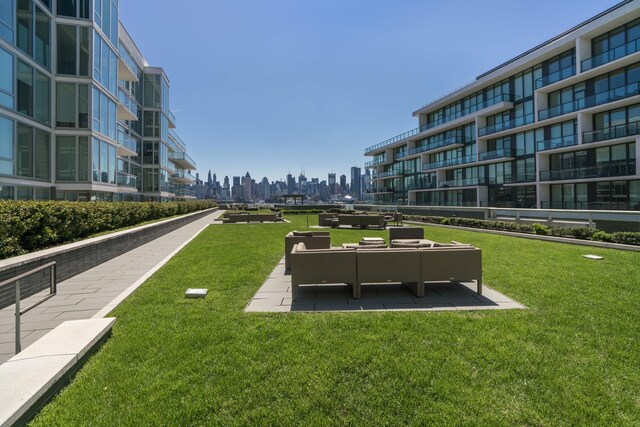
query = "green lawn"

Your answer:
(31, 216), (640, 425)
